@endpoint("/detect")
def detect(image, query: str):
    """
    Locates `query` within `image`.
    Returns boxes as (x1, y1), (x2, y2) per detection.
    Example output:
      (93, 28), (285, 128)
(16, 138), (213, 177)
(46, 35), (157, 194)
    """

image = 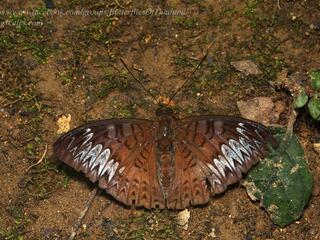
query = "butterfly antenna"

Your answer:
(167, 41), (214, 106)
(120, 58), (159, 104)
